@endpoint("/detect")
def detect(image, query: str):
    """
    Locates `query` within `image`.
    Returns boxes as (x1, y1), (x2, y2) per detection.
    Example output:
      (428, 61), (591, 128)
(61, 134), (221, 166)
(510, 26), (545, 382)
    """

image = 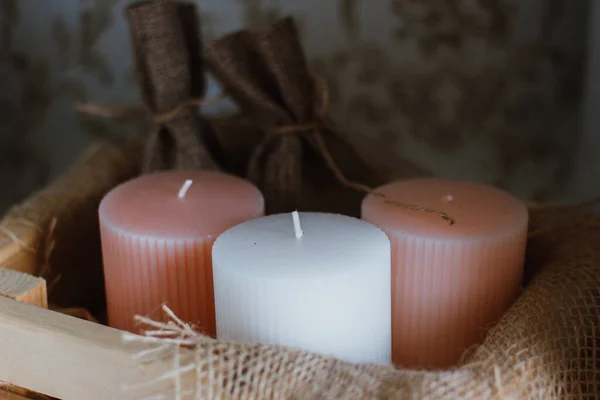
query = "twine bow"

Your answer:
(77, 82), (455, 225)
(75, 93), (227, 125)
(257, 76), (456, 225)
